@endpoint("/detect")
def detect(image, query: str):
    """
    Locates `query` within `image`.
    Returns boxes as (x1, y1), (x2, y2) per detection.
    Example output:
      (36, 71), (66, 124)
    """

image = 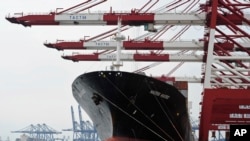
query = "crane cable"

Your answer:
(147, 80), (184, 141)
(93, 88), (169, 141)
(101, 74), (175, 141)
